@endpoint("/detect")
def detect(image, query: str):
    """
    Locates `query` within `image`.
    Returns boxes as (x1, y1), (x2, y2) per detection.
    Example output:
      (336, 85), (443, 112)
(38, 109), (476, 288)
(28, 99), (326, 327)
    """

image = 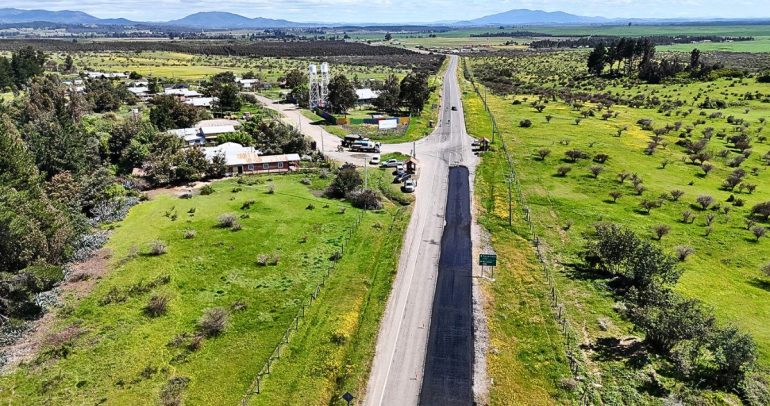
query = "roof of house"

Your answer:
(200, 125), (236, 136)
(196, 119), (240, 128)
(128, 86), (149, 95)
(164, 88), (201, 97)
(185, 97), (216, 107)
(202, 143), (299, 167)
(356, 88), (380, 101)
